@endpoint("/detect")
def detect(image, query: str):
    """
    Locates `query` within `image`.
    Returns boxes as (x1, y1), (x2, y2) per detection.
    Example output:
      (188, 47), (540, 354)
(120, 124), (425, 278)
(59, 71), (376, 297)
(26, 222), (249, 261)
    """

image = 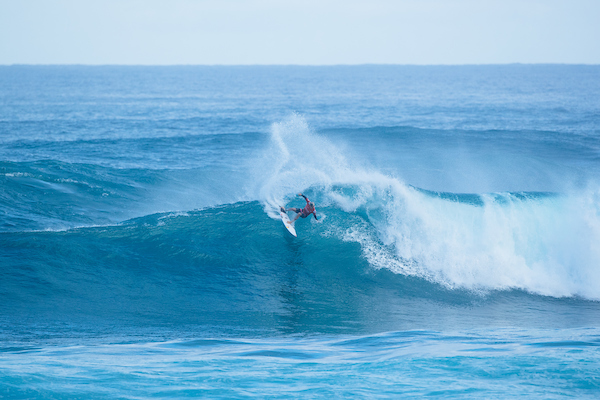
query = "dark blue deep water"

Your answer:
(1, 65), (600, 398)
